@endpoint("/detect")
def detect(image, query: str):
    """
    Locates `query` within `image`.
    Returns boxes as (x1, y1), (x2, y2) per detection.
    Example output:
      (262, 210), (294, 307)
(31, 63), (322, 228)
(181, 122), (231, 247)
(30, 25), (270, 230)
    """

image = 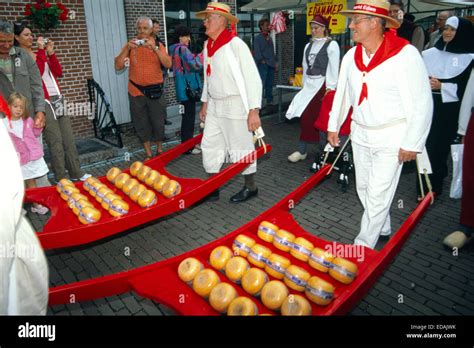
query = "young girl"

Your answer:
(4, 92), (49, 214)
